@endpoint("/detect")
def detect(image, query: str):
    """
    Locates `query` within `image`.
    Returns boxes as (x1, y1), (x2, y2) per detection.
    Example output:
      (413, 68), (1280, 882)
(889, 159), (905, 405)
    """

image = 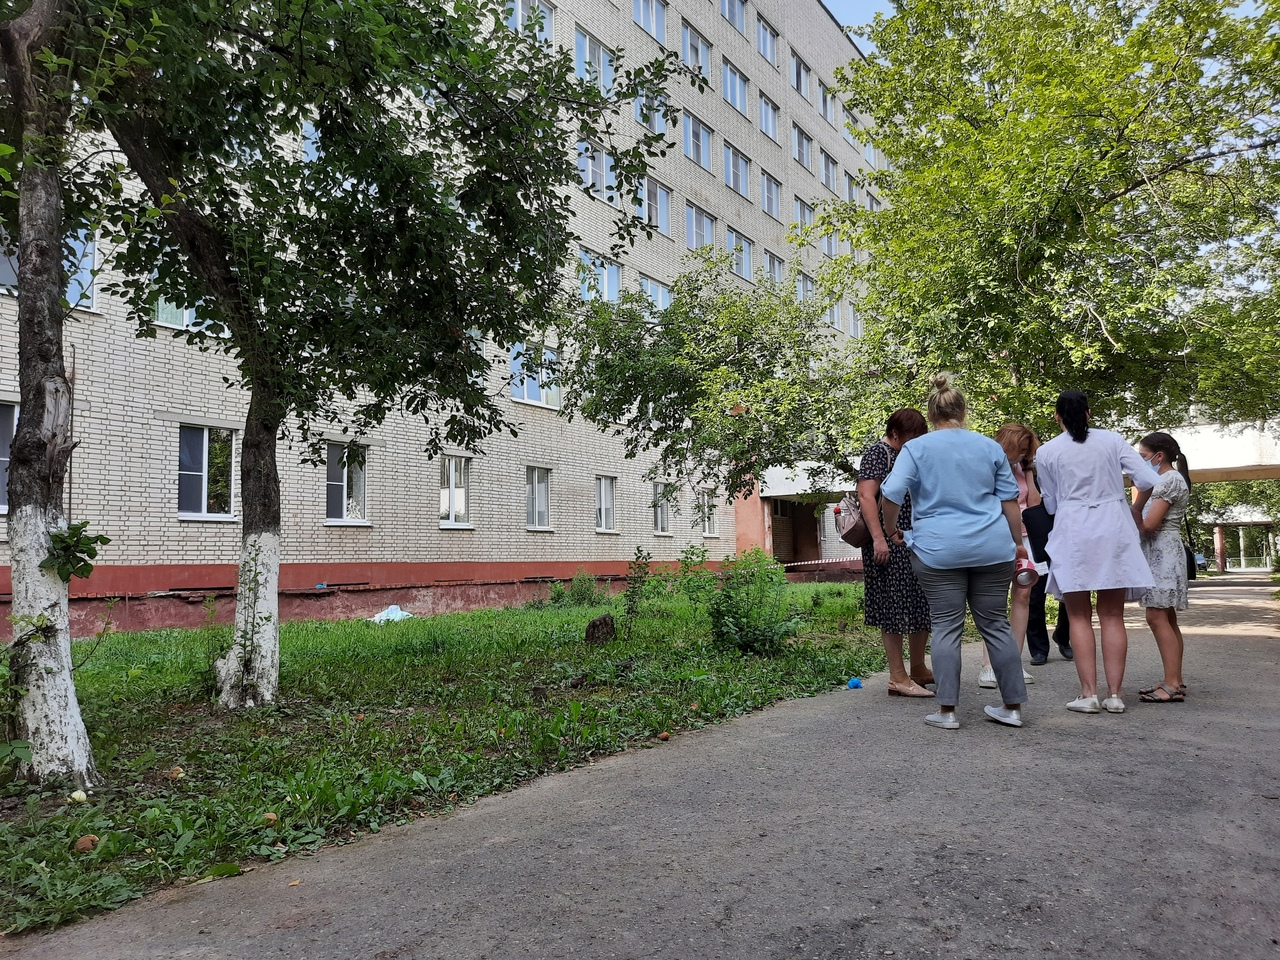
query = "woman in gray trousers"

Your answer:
(880, 374), (1029, 729)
